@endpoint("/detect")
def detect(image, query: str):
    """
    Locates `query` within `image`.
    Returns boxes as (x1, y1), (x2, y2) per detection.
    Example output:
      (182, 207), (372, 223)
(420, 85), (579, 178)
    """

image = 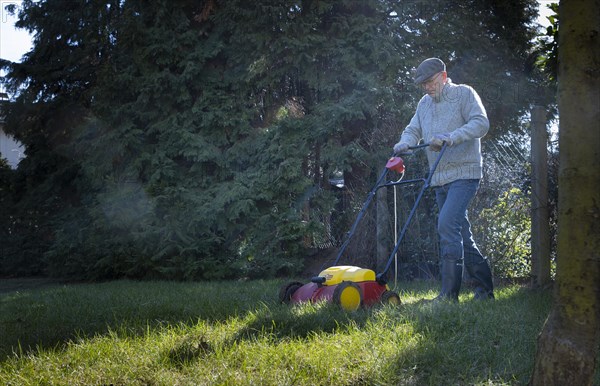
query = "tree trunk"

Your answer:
(529, 1), (600, 385)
